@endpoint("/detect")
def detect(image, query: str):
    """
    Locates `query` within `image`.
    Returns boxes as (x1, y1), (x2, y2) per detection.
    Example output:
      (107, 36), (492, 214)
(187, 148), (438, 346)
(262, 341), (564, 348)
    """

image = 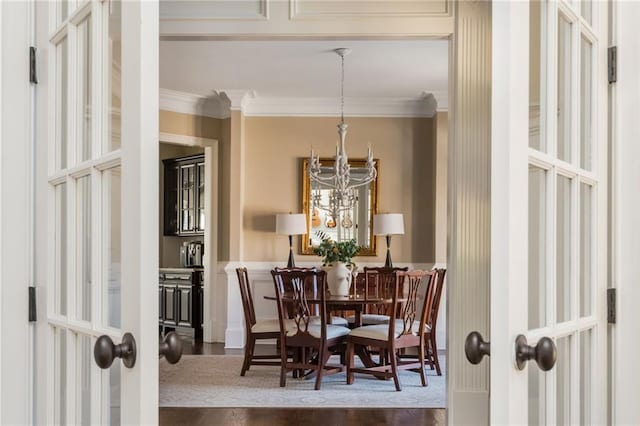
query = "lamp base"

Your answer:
(286, 235), (295, 268)
(384, 235), (393, 268)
